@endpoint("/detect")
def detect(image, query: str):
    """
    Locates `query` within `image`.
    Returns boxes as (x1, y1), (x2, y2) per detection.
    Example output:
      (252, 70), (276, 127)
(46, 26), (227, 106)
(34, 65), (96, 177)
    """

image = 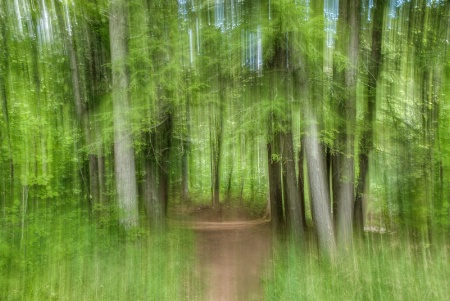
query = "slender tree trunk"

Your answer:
(298, 142), (307, 228)
(212, 129), (222, 207)
(181, 122), (190, 203)
(181, 73), (191, 202)
(181, 137), (190, 202)
(211, 81), (224, 207)
(98, 153), (107, 204)
(110, 0), (139, 228)
(281, 149), (289, 222)
(331, 155), (339, 222)
(158, 109), (172, 217)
